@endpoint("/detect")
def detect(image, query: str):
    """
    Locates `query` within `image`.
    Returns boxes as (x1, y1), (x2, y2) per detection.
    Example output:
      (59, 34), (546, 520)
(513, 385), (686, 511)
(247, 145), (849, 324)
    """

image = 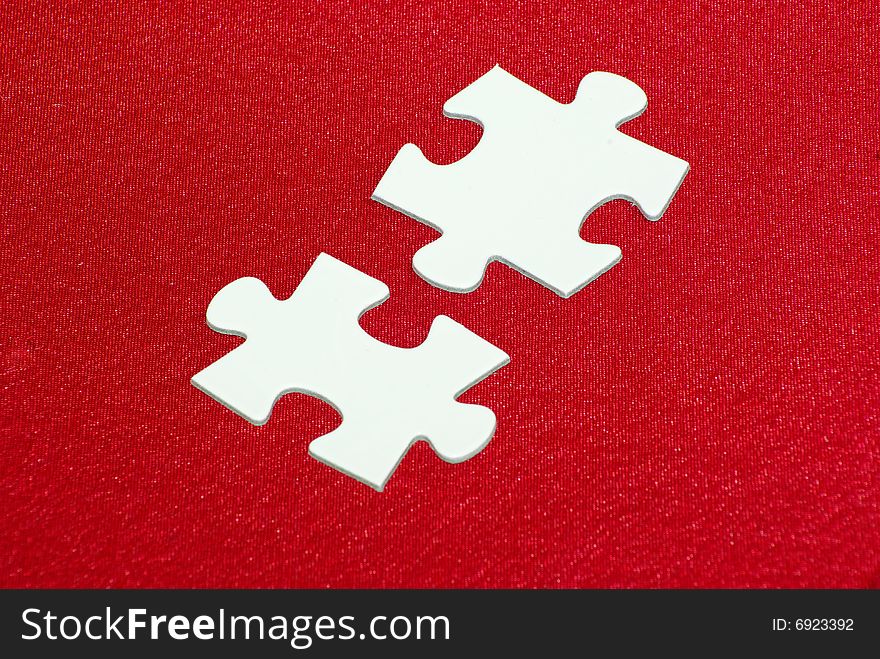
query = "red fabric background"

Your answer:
(1, 1), (878, 588)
